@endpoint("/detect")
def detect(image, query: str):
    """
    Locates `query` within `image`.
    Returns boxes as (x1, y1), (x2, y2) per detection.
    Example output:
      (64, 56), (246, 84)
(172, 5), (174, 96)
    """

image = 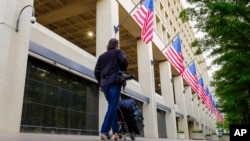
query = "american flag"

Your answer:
(214, 109), (219, 121)
(182, 62), (199, 93)
(204, 87), (213, 110)
(213, 106), (223, 123)
(218, 112), (224, 123)
(211, 96), (217, 114)
(133, 0), (154, 44)
(216, 110), (224, 123)
(164, 35), (185, 74)
(197, 77), (207, 102)
(208, 94), (214, 111)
